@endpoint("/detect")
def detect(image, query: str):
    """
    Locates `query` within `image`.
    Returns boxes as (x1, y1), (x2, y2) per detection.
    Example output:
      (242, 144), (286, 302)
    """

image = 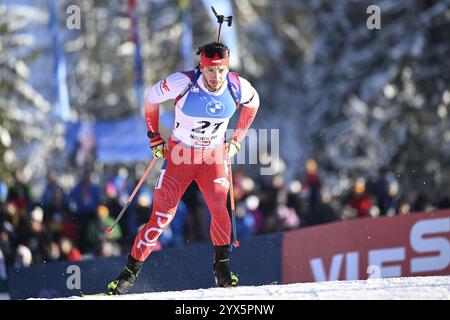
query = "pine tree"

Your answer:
(0, 4), (64, 183)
